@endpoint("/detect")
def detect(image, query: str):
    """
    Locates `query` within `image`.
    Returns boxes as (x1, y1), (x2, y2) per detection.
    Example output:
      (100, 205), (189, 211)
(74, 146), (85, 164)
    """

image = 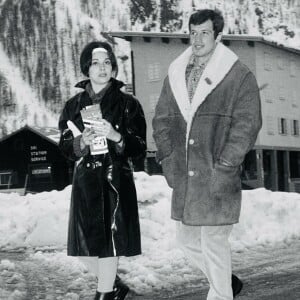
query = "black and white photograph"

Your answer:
(0, 1), (299, 299)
